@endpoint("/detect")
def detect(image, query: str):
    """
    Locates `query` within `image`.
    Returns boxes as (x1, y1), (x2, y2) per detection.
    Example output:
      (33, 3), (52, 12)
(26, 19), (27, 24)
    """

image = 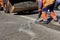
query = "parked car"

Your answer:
(54, 0), (60, 10)
(3, 0), (38, 13)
